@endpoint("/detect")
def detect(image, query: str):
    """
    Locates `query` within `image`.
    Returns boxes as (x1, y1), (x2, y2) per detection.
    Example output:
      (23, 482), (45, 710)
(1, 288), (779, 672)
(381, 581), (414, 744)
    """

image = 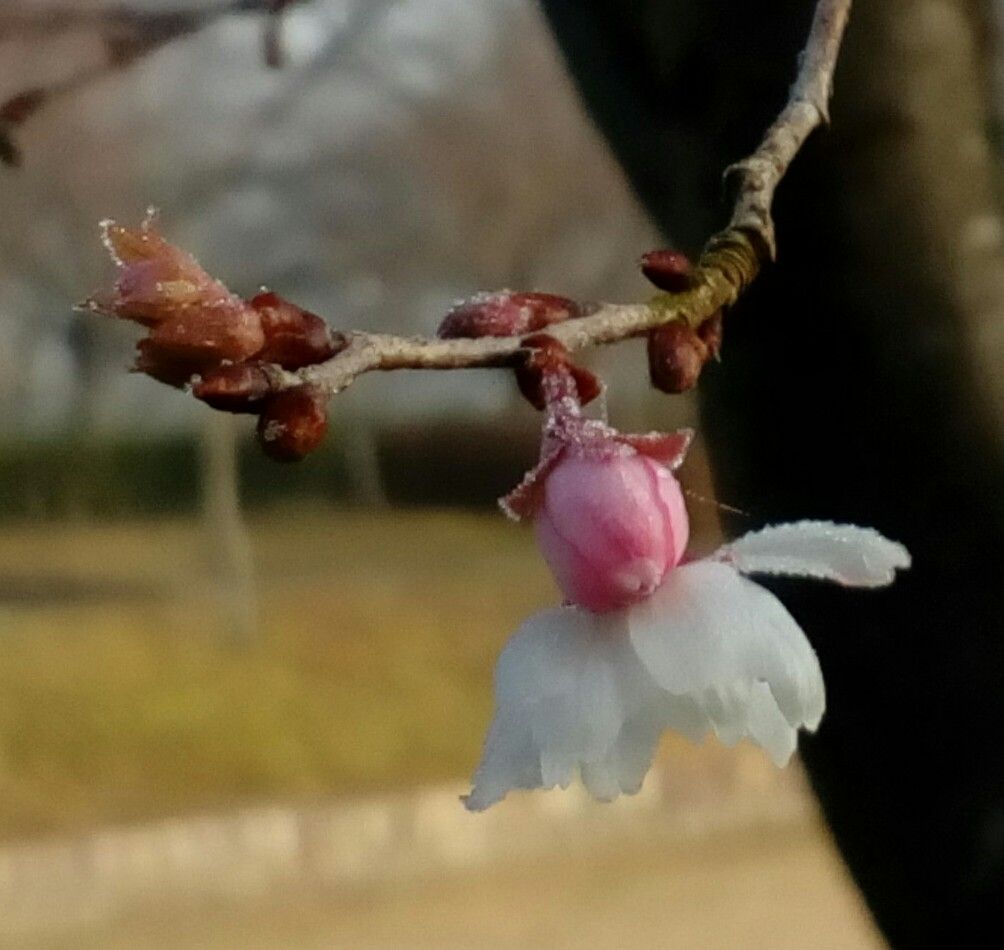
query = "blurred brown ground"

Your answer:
(21, 822), (881, 950)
